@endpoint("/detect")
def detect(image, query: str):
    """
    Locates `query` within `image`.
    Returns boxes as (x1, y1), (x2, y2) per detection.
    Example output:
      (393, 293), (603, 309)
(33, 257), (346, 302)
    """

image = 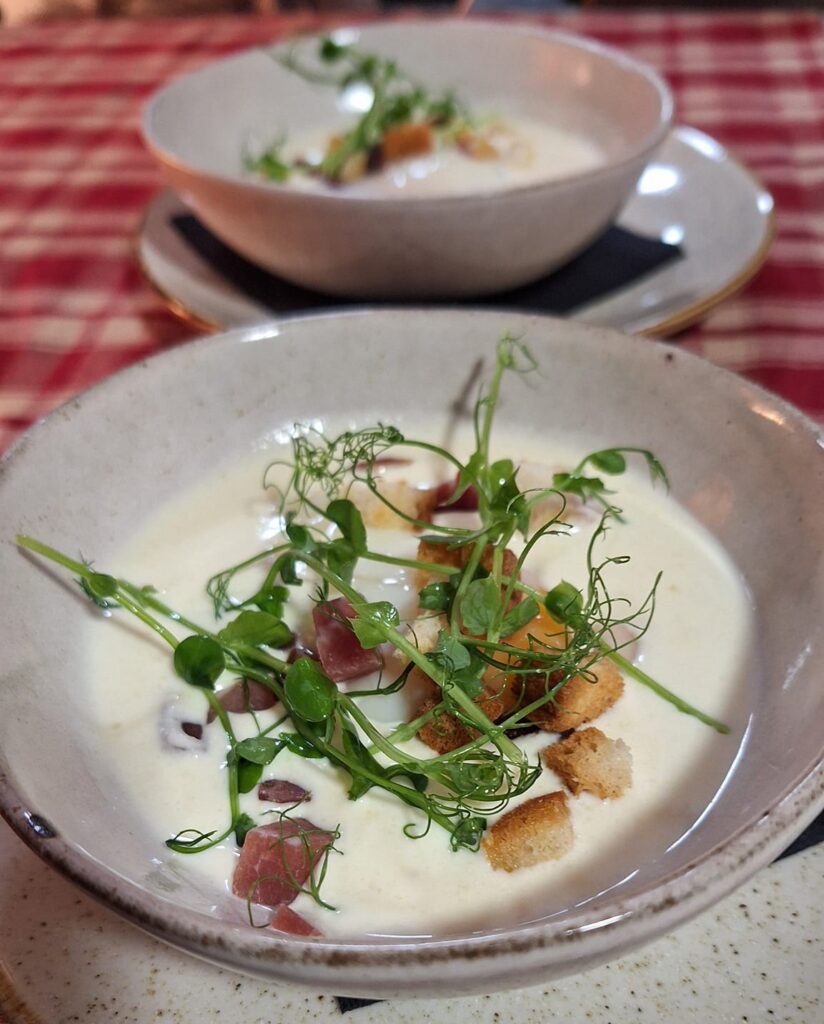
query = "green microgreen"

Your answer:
(217, 609), (293, 649)
(418, 581), (454, 612)
(250, 36), (471, 184)
(553, 447), (670, 511)
(174, 636), (225, 689)
(284, 656), (337, 723)
(16, 330), (730, 914)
